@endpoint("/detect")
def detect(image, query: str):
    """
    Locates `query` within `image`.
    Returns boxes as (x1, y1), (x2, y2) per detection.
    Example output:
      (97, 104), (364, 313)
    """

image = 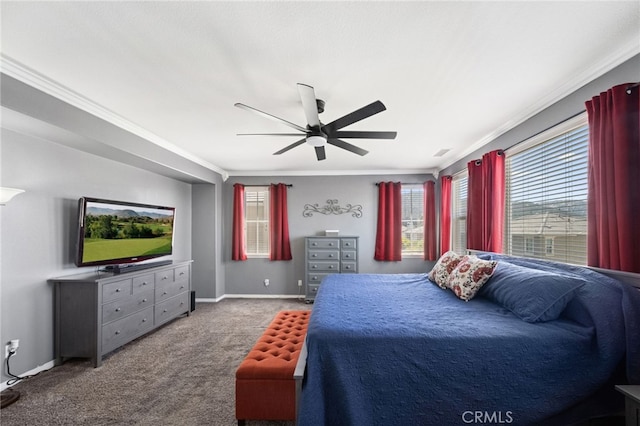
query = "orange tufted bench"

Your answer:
(235, 310), (310, 426)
